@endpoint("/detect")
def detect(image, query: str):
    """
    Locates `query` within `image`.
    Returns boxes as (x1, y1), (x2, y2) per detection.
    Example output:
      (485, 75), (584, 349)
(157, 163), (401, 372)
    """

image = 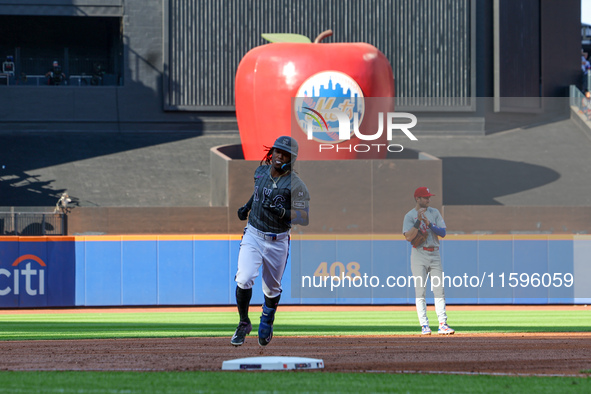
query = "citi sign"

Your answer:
(0, 254), (46, 296)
